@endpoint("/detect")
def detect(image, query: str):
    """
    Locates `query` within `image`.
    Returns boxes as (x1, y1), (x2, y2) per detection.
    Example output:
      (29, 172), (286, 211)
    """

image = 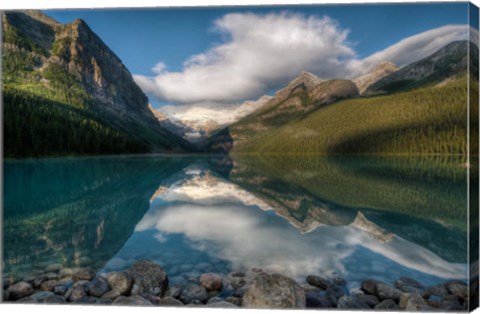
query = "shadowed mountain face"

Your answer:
(2, 11), (194, 157)
(365, 40), (478, 95)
